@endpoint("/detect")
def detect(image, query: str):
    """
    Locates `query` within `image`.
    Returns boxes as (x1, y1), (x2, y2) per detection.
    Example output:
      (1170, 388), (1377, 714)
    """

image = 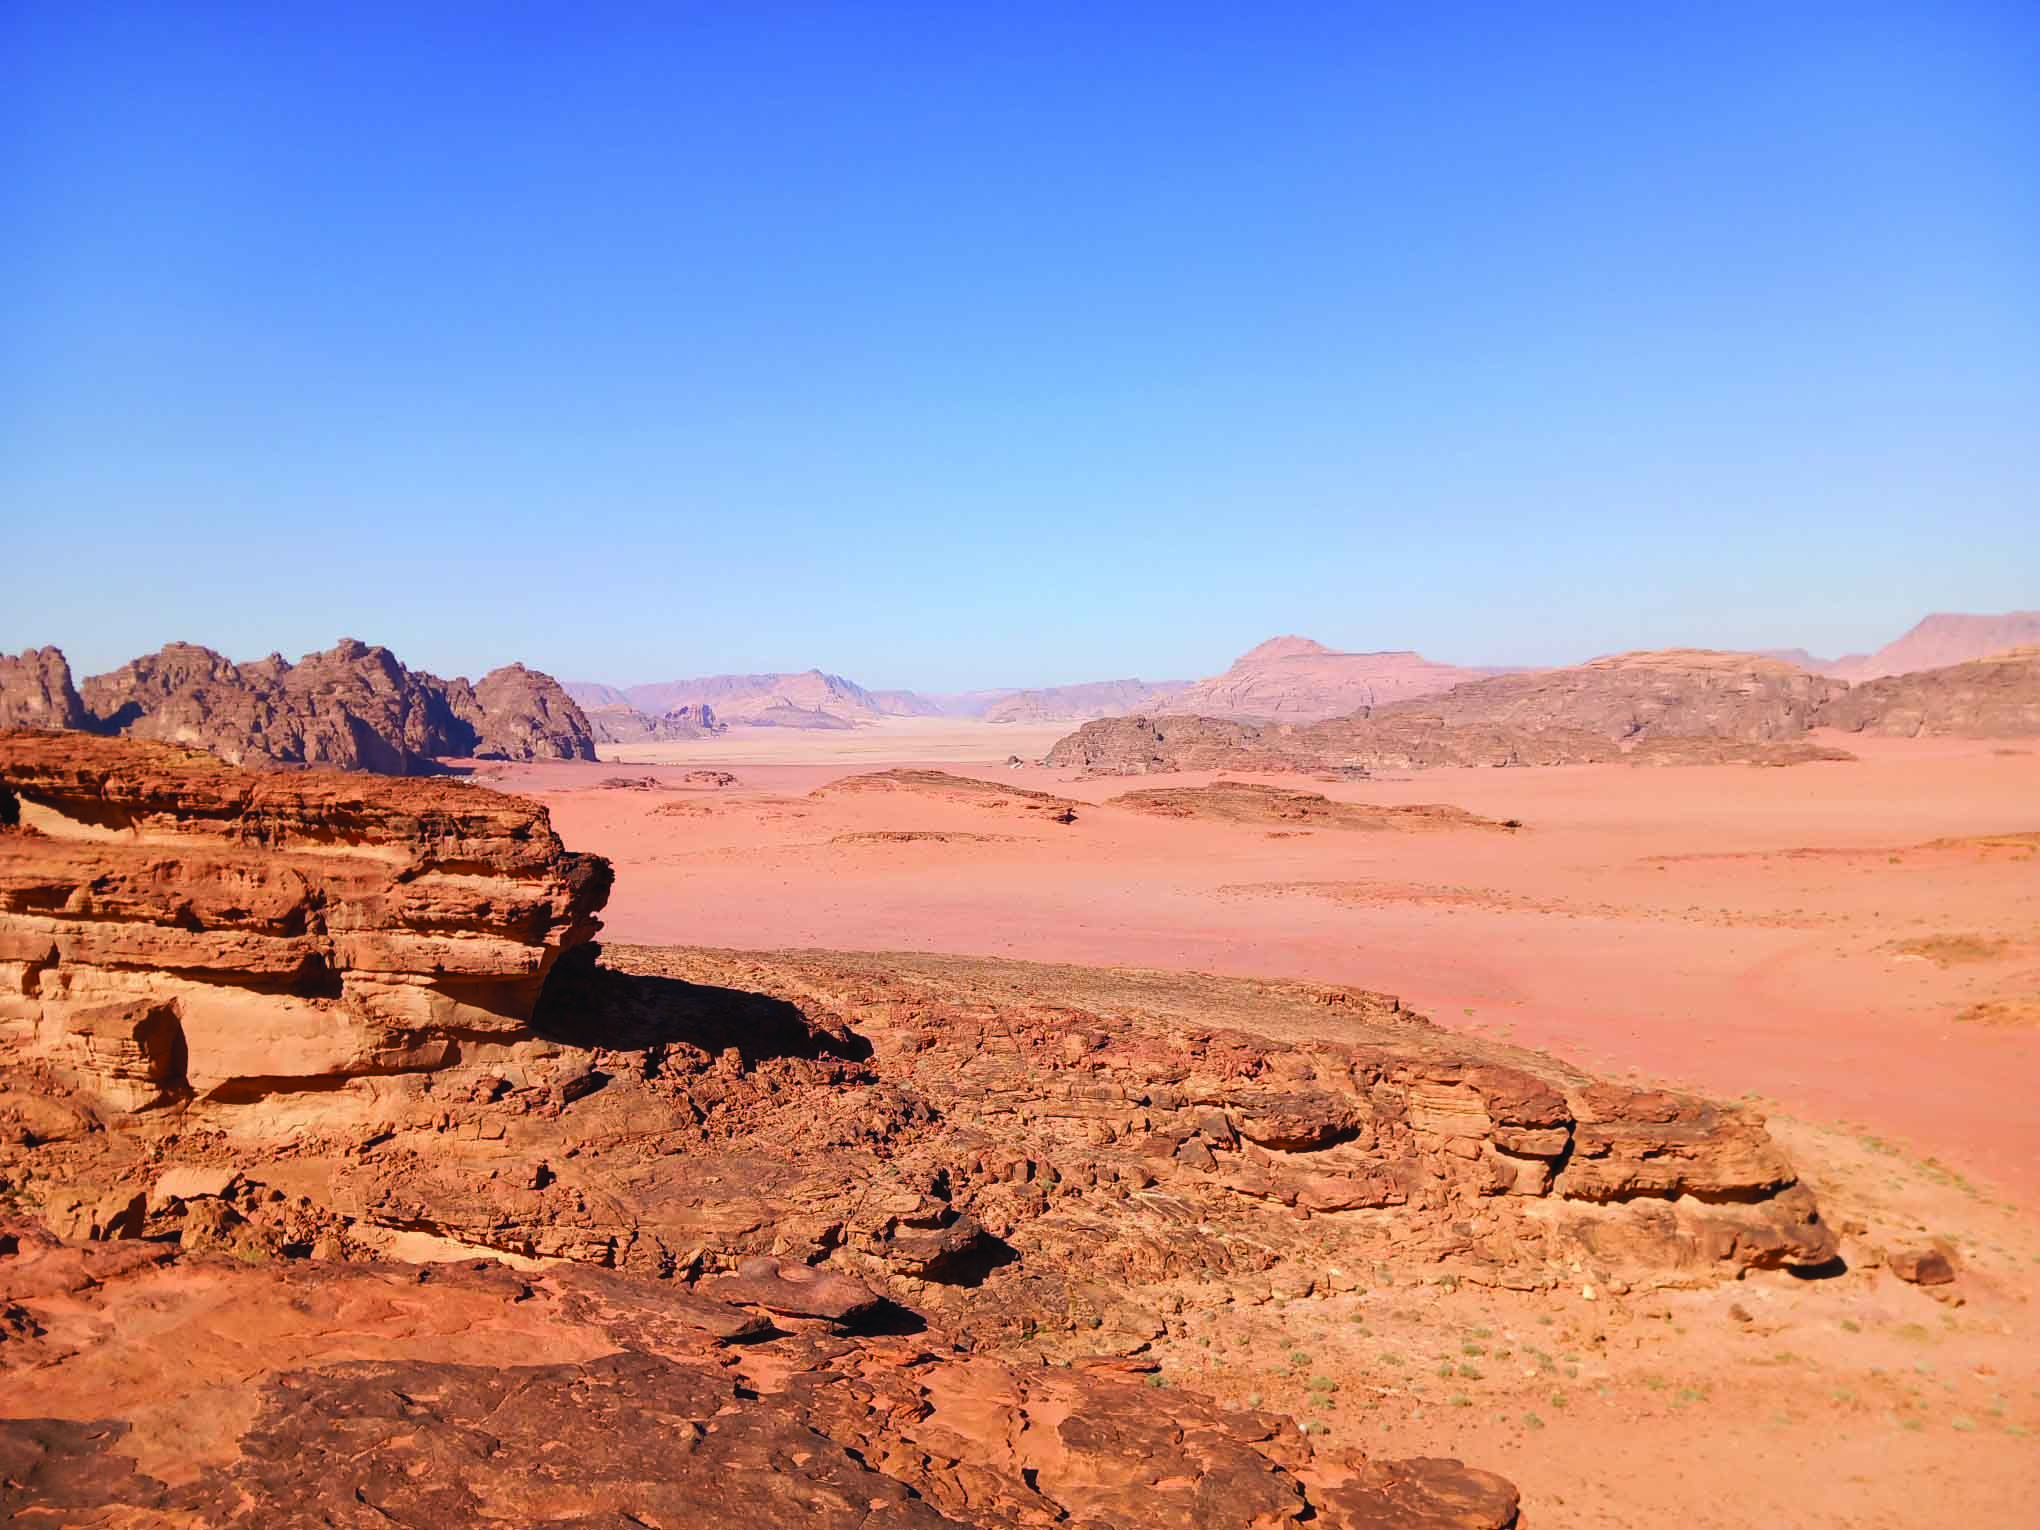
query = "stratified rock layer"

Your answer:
(0, 732), (611, 1115)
